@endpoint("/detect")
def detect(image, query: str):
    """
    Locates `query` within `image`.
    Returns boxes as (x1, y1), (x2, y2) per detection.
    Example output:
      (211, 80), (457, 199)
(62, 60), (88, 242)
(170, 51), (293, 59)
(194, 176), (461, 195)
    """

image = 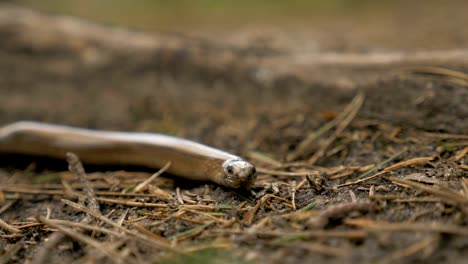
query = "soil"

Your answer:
(0, 3), (467, 264)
